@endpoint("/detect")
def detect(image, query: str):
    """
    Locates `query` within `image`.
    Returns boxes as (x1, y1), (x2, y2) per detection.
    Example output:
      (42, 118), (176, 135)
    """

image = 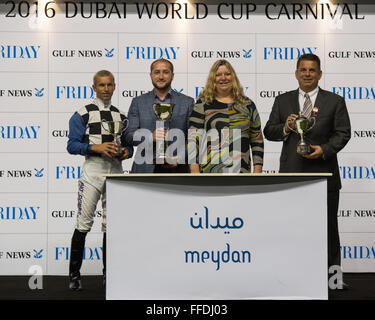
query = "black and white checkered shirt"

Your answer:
(76, 98), (126, 146)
